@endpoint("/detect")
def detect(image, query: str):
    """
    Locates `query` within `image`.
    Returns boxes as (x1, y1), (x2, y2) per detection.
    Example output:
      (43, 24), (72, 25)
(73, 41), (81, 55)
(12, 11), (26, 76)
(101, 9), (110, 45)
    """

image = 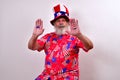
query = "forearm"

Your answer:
(76, 33), (93, 50)
(28, 34), (39, 50)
